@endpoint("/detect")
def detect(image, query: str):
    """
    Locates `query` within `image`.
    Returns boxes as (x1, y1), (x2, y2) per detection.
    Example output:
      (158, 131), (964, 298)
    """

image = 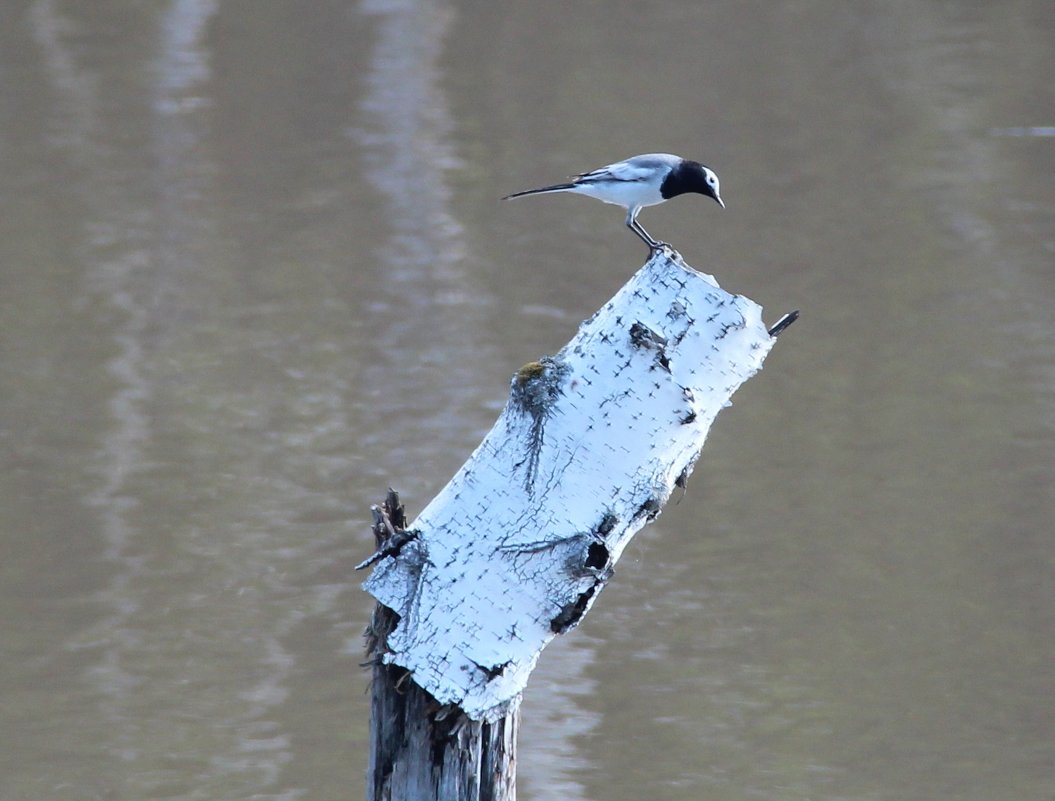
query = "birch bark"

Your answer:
(362, 250), (792, 800)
